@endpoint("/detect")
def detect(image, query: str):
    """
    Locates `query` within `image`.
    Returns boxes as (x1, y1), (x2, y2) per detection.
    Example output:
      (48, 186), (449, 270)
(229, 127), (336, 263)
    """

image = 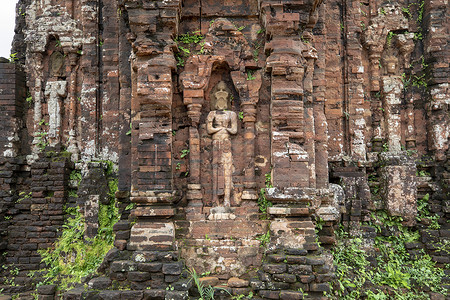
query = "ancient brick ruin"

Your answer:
(0, 0), (448, 299)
